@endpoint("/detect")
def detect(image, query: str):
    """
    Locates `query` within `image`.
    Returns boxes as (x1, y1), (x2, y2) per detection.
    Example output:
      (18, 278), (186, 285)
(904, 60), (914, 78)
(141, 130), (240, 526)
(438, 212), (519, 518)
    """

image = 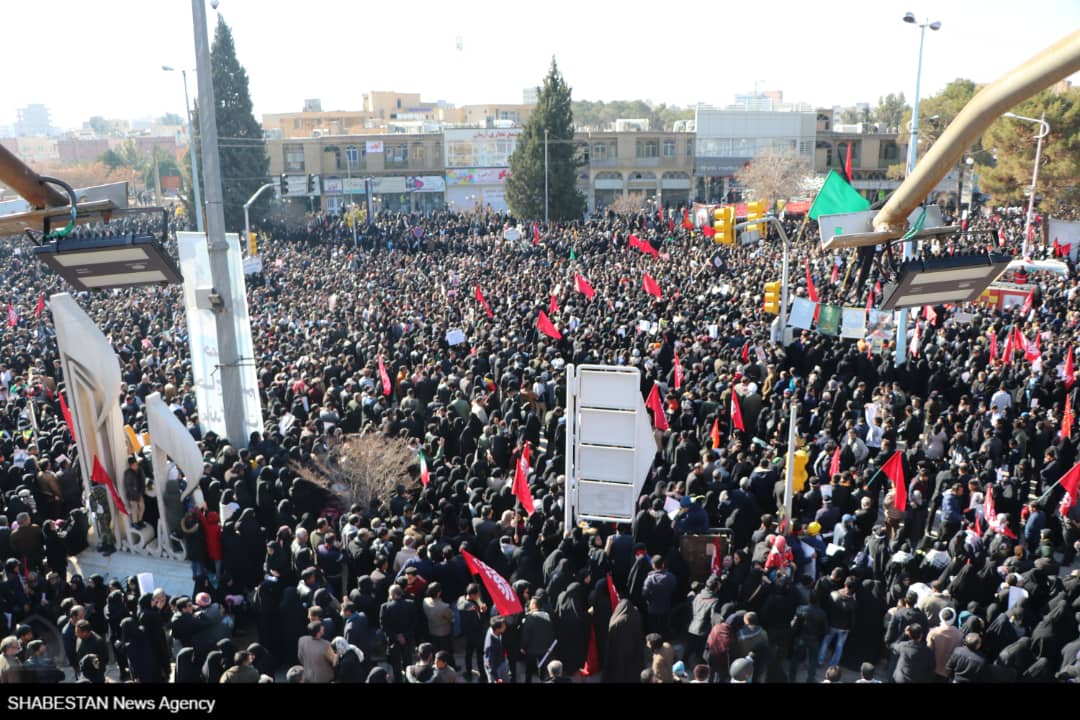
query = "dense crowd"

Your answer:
(0, 199), (1079, 685)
